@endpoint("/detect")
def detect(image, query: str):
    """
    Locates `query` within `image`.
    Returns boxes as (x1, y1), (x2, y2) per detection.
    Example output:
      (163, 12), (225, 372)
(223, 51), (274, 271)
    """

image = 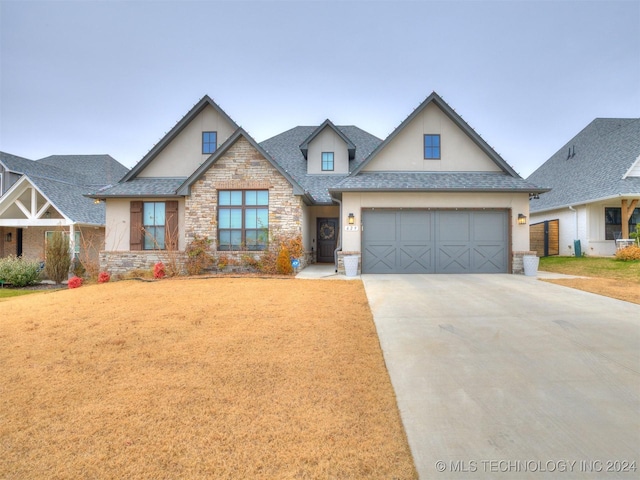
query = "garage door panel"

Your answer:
(438, 212), (471, 241)
(473, 245), (507, 273)
(399, 211), (432, 240)
(362, 210), (508, 274)
(363, 244), (397, 273)
(365, 212), (397, 241)
(399, 245), (434, 273)
(474, 212), (507, 241)
(438, 244), (471, 273)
